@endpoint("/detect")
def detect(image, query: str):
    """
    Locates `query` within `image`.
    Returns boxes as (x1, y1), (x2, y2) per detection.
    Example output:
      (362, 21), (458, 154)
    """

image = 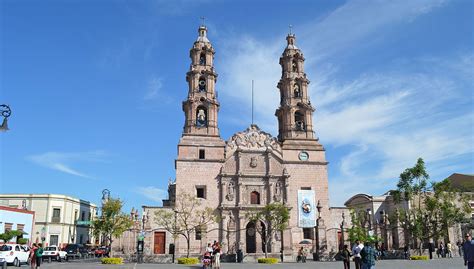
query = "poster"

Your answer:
(298, 190), (316, 227)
